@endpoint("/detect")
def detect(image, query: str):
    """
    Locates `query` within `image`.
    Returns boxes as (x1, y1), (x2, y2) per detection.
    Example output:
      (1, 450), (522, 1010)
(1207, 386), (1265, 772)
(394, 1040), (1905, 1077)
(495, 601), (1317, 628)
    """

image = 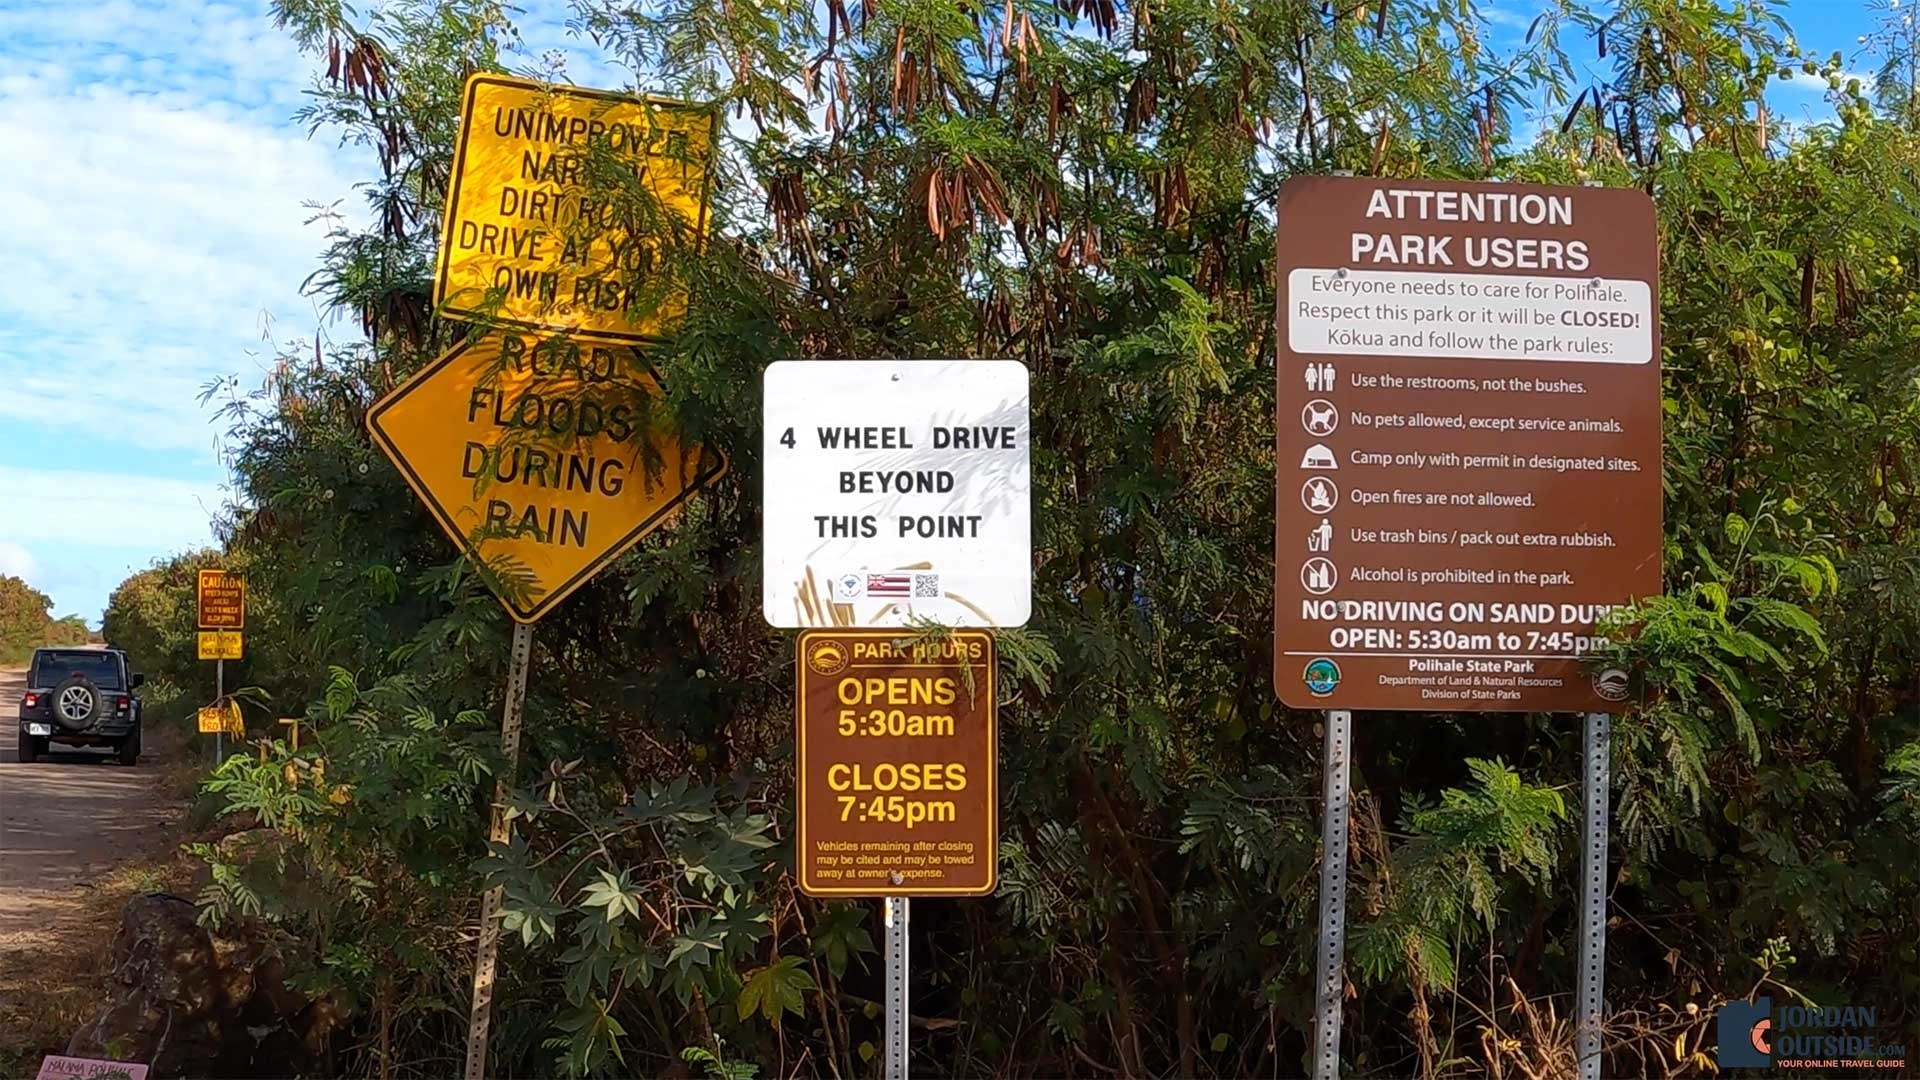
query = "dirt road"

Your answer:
(0, 665), (180, 938)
